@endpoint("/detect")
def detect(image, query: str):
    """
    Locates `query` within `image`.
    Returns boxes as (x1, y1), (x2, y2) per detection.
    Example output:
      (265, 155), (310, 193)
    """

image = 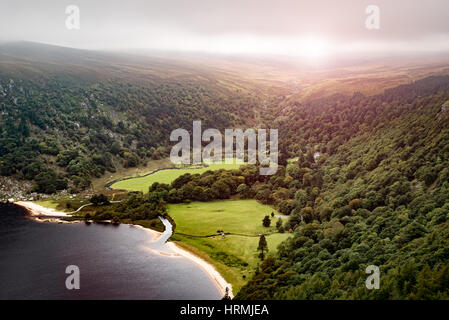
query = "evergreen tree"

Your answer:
(276, 218), (283, 230)
(257, 234), (268, 260)
(262, 215), (271, 227)
(222, 287), (232, 300)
